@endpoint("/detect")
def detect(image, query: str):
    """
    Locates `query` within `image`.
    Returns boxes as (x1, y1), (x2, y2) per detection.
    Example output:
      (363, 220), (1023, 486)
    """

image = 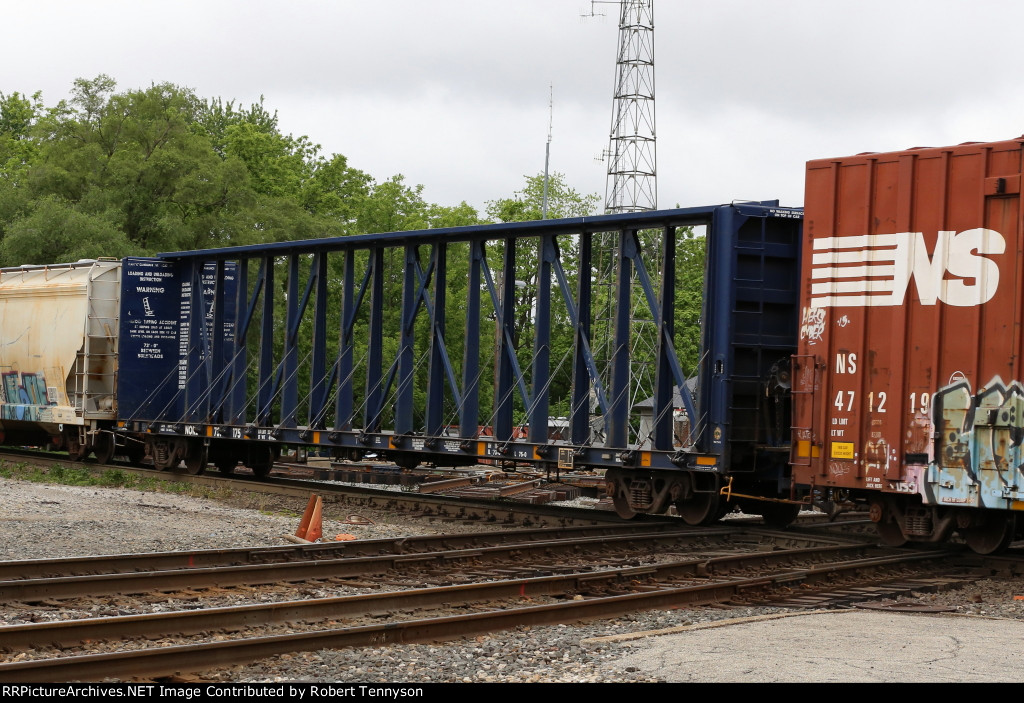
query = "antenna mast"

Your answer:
(542, 85), (553, 219)
(604, 0), (656, 214)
